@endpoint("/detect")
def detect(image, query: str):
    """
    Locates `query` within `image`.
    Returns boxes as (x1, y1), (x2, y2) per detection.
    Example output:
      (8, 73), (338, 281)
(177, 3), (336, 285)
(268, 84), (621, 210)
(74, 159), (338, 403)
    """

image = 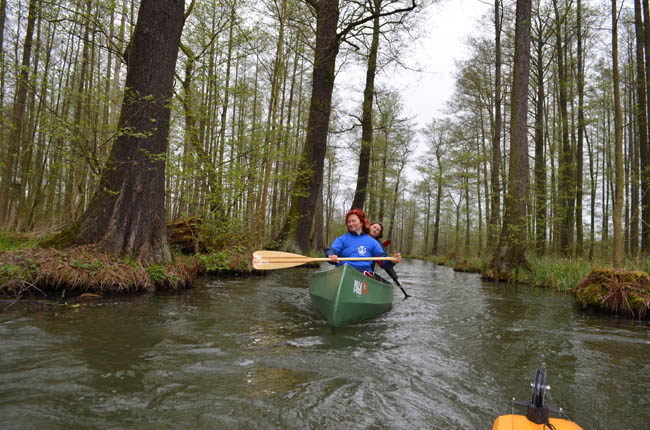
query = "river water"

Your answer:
(1, 260), (648, 429)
